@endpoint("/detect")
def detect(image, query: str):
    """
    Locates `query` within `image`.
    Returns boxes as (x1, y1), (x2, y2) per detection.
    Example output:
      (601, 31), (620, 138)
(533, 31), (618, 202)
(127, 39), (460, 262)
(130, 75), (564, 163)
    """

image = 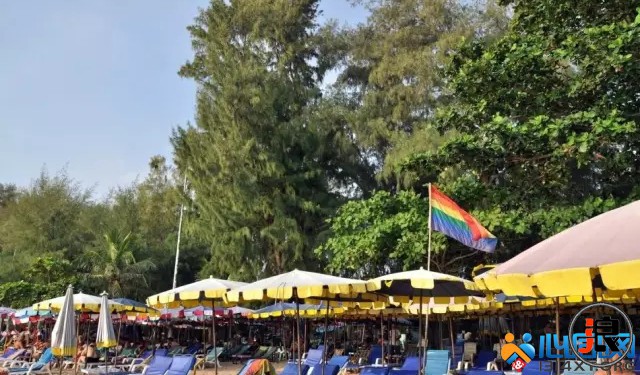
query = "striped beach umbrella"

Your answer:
(50, 285), (77, 357)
